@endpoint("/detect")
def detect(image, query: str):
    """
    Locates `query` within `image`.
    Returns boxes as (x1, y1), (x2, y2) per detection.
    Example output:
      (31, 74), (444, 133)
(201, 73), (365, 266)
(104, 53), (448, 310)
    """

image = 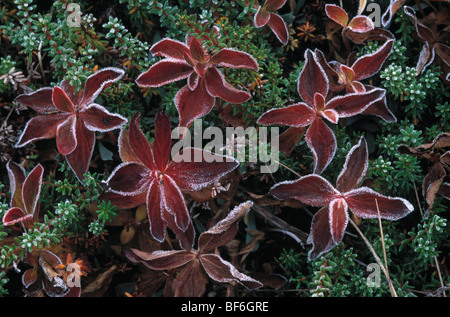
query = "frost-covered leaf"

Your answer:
(3, 162), (44, 227)
(336, 136), (368, 192)
(136, 37), (257, 128)
(105, 111), (239, 246)
(344, 187), (414, 220)
(200, 254), (262, 290)
(270, 137), (414, 259)
(254, 0), (288, 44)
(198, 201), (253, 253)
(270, 174), (339, 206)
(15, 67), (126, 182)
